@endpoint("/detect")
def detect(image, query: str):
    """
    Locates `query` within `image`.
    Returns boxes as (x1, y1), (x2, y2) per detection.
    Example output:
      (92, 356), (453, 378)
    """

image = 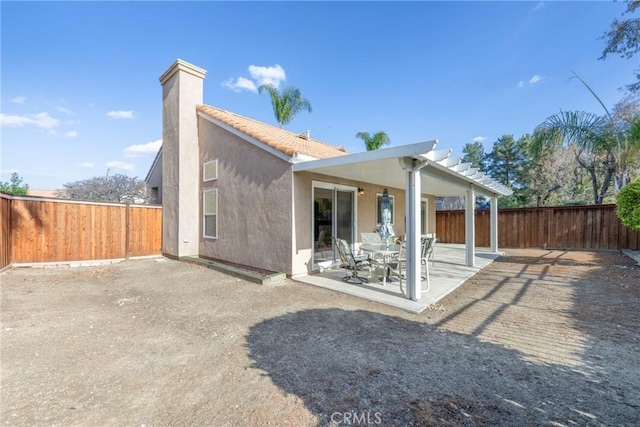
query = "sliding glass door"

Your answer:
(312, 182), (357, 268)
